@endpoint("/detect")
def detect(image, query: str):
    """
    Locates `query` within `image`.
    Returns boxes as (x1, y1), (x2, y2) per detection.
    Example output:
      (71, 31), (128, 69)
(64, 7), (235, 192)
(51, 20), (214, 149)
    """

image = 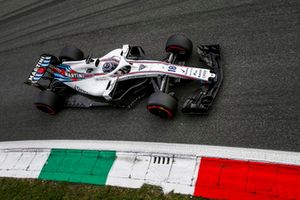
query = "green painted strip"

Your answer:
(38, 149), (116, 185)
